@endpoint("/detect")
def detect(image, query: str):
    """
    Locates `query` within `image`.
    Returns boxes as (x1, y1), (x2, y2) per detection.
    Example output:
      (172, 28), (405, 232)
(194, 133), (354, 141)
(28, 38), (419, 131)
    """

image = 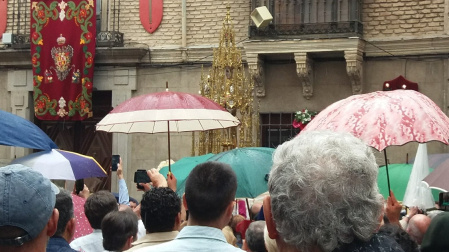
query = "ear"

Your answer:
(46, 208), (59, 237)
(66, 217), (76, 240)
(242, 239), (249, 251)
(263, 195), (278, 239)
(174, 212), (182, 231)
(226, 200), (234, 219)
(182, 193), (188, 210)
(124, 236), (134, 250)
